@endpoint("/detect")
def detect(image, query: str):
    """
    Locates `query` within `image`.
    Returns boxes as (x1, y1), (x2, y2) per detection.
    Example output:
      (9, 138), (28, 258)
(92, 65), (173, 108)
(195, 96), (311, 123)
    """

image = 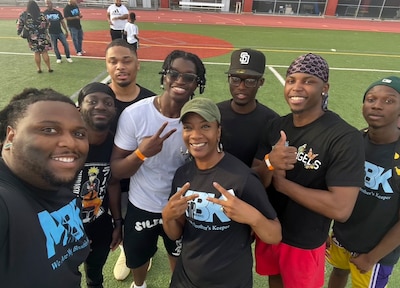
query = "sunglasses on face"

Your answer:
(166, 69), (198, 83)
(228, 76), (260, 88)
